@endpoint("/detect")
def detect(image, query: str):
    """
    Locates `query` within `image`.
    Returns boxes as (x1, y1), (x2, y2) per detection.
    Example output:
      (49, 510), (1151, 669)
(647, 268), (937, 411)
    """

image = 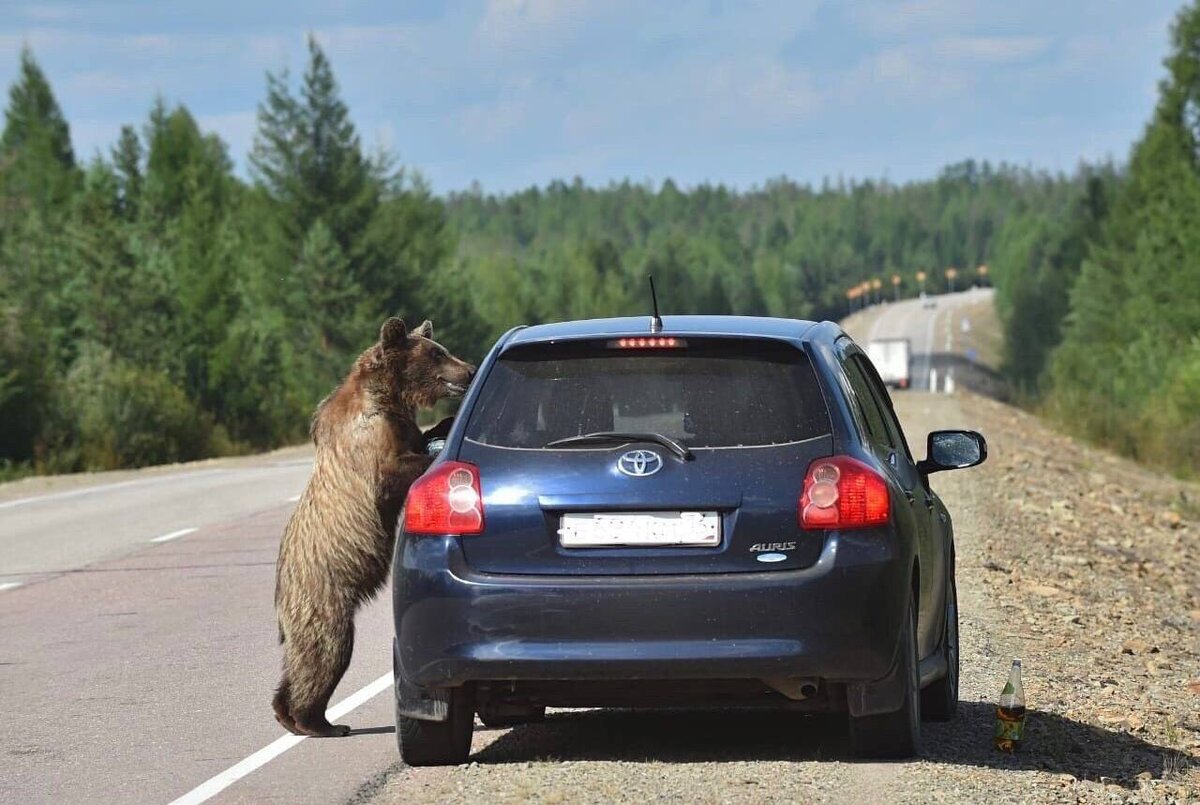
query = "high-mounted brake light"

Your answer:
(404, 461), (485, 535)
(609, 337), (686, 349)
(799, 455), (889, 530)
